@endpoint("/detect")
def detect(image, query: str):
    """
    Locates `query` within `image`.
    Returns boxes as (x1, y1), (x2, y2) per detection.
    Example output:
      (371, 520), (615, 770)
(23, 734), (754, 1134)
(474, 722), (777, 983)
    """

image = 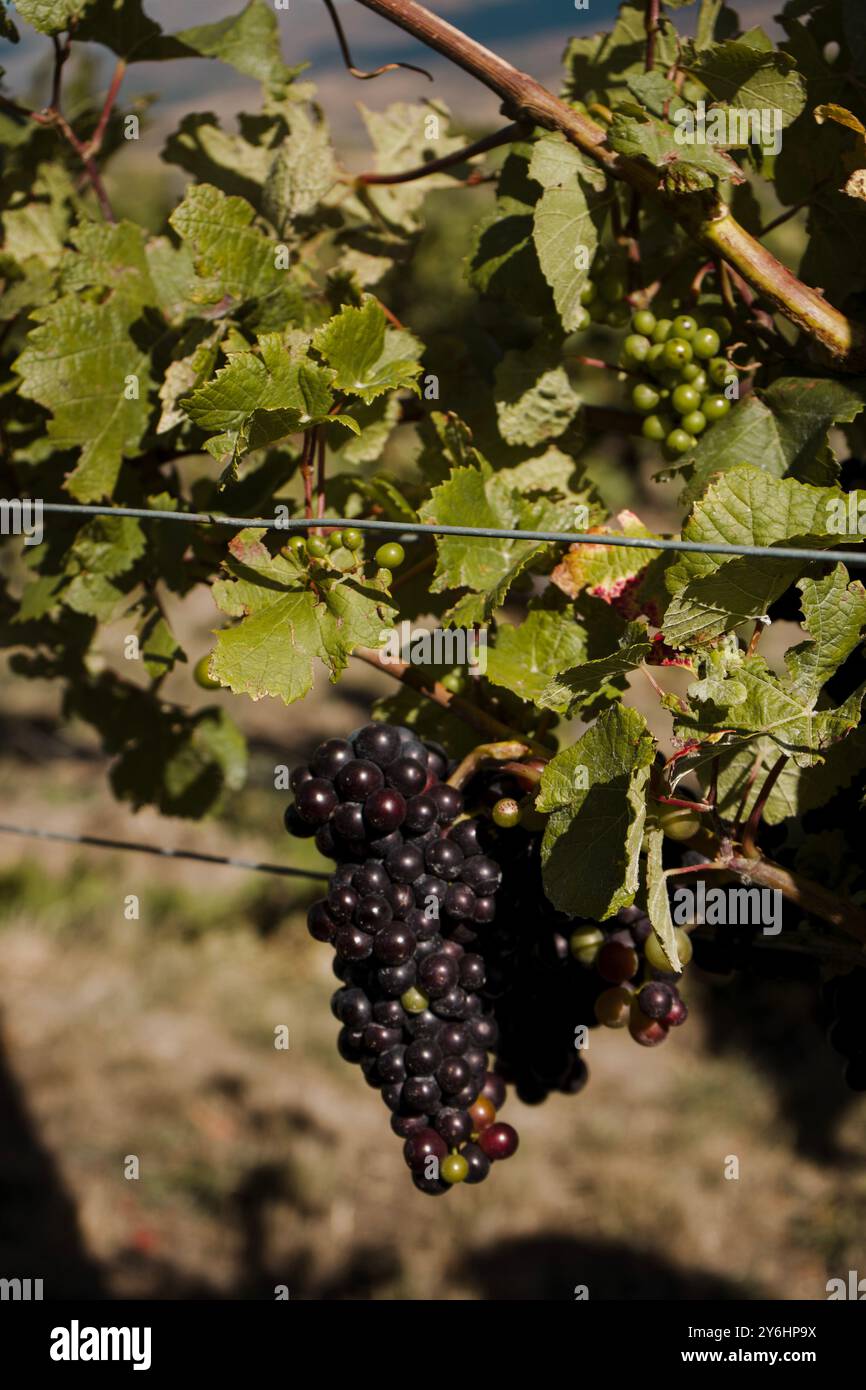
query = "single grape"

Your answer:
(468, 1094), (496, 1133)
(335, 758), (384, 801)
(681, 409), (707, 435)
(596, 941), (639, 985)
(672, 314), (698, 339)
(461, 1141), (491, 1184)
(478, 1122), (519, 1161)
(651, 318), (673, 343)
(491, 797), (521, 828)
(574, 306), (591, 331)
(692, 327), (721, 359)
(702, 393), (730, 421)
(327, 530), (343, 549)
(632, 382), (661, 413)
(401, 986), (430, 1014)
(355, 723), (401, 768)
(708, 357), (734, 387)
(665, 428), (695, 455)
(594, 985), (633, 1028)
(436, 1108), (473, 1144)
(662, 337), (694, 369)
(287, 535), (307, 558)
(426, 837), (464, 881)
(641, 413), (668, 442)
(637, 981), (674, 1020)
(664, 996), (689, 1027)
(671, 383), (701, 415)
(680, 363), (707, 388)
(374, 924), (416, 966)
(568, 924), (605, 965)
(655, 803), (701, 840)
(193, 654), (221, 690)
(403, 1128), (447, 1173)
(307, 535), (328, 559)
(441, 1152), (469, 1184)
(296, 778), (338, 826)
(623, 333), (651, 363)
(375, 541), (405, 569)
(428, 783), (463, 823)
(580, 281), (596, 305)
(364, 787), (407, 834)
(632, 309), (657, 336)
(628, 1007), (669, 1047)
(342, 528), (364, 551)
(386, 757), (427, 797)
